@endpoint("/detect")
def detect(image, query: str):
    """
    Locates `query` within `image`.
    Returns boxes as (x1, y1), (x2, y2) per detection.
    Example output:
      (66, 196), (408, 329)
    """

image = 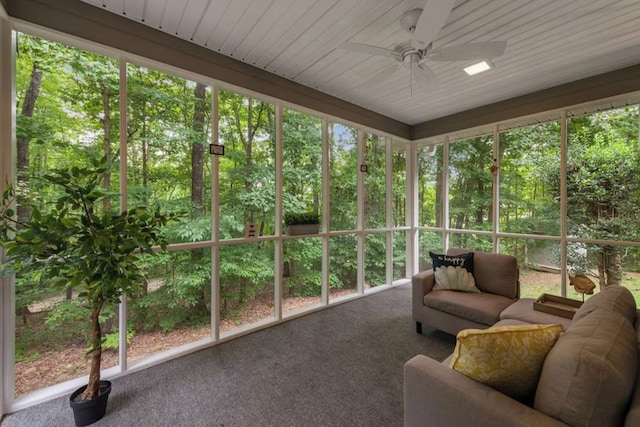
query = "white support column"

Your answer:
(442, 136), (450, 251)
(321, 119), (329, 305)
(118, 58), (128, 373)
(492, 125), (500, 253)
(211, 85), (220, 341)
(0, 17), (16, 417)
(560, 110), (568, 297)
(408, 140), (418, 276)
(274, 104), (283, 318)
(385, 137), (393, 286)
(357, 129), (365, 294)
